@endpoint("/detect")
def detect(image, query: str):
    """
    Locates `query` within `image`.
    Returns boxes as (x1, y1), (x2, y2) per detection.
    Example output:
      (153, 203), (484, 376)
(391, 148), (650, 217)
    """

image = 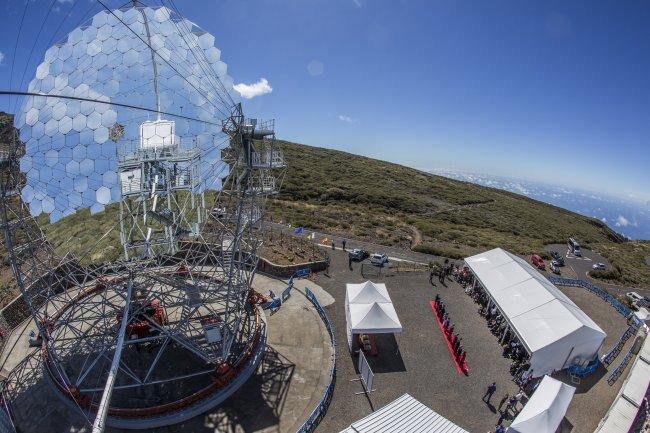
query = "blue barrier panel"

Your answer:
(602, 324), (638, 366)
(296, 288), (336, 433)
(608, 344), (636, 385)
(549, 276), (630, 317)
(262, 298), (282, 312)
